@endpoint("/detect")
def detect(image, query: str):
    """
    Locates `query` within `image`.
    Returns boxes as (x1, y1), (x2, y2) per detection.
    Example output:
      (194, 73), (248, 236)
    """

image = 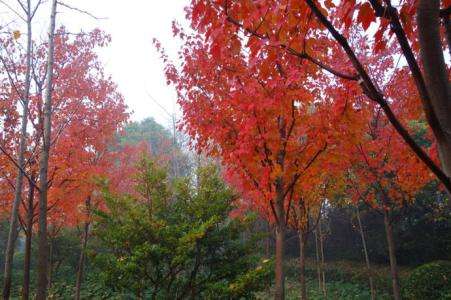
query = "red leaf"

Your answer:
(357, 2), (375, 31)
